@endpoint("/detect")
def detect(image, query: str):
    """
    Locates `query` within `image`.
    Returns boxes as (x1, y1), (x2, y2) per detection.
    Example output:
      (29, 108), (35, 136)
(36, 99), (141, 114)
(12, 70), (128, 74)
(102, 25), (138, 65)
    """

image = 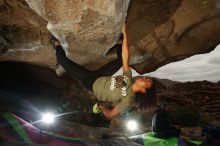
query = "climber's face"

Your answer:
(134, 77), (153, 93)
